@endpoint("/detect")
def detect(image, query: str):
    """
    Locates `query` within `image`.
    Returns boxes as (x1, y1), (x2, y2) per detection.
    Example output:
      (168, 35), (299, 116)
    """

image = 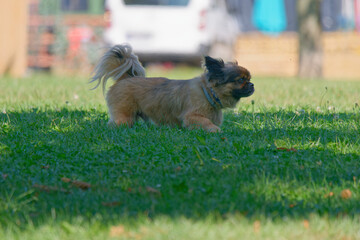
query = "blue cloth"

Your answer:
(284, 0), (297, 31)
(321, 0), (342, 31)
(252, 0), (287, 35)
